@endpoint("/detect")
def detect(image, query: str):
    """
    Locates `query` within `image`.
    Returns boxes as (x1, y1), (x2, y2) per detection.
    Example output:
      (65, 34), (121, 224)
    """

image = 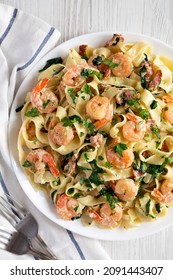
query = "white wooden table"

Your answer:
(1, 0), (173, 260)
